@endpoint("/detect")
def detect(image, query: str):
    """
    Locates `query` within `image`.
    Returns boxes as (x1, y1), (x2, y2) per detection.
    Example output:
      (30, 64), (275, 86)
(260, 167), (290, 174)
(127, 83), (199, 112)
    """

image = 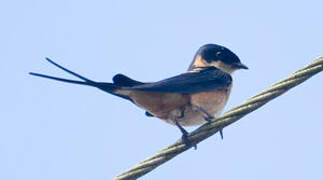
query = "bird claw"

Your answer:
(175, 121), (197, 149)
(219, 128), (224, 139)
(181, 133), (197, 150)
(204, 115), (214, 123)
(204, 116), (224, 139)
